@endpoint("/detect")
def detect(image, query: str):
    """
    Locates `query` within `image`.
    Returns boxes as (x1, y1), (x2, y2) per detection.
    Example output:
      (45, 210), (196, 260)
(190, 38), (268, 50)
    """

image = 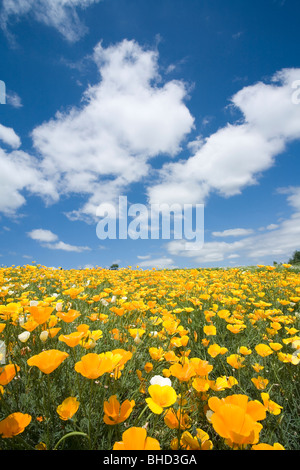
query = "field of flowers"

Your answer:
(0, 263), (300, 450)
